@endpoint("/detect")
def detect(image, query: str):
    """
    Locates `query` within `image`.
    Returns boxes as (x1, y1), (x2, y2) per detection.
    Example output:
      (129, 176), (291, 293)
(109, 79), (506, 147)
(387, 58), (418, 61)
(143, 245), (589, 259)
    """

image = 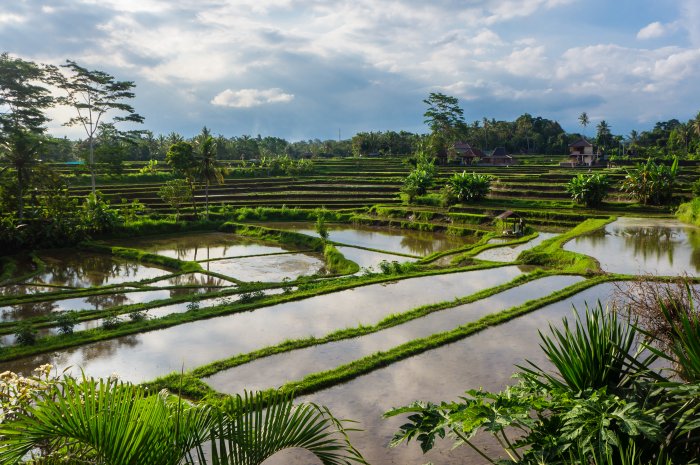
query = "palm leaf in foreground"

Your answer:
(202, 390), (367, 465)
(0, 375), (213, 465)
